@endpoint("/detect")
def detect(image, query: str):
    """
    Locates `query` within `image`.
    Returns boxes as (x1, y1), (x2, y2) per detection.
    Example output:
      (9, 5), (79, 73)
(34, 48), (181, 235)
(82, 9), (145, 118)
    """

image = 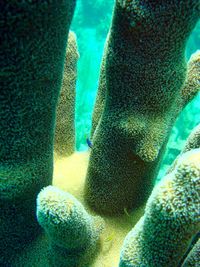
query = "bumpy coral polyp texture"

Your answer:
(37, 186), (104, 267)
(168, 123), (200, 174)
(180, 50), (200, 106)
(119, 148), (200, 267)
(0, 0), (76, 263)
(84, 0), (200, 215)
(183, 123), (200, 153)
(182, 237), (200, 267)
(54, 31), (79, 157)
